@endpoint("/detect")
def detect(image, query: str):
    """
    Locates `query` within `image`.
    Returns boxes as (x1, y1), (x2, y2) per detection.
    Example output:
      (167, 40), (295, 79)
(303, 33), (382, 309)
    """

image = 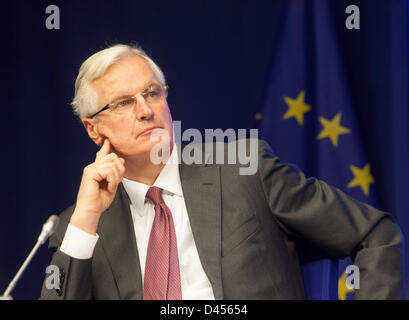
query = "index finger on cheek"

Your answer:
(96, 139), (111, 161)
